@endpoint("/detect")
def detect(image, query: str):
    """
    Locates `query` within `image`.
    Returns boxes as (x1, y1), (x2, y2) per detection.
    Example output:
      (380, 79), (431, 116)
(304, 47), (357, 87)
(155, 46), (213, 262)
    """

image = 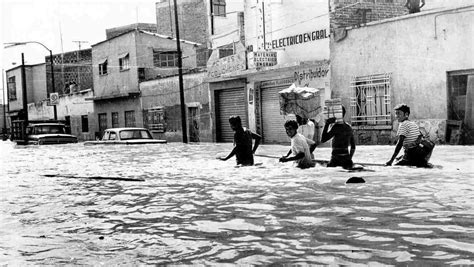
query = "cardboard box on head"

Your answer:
(323, 98), (343, 123)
